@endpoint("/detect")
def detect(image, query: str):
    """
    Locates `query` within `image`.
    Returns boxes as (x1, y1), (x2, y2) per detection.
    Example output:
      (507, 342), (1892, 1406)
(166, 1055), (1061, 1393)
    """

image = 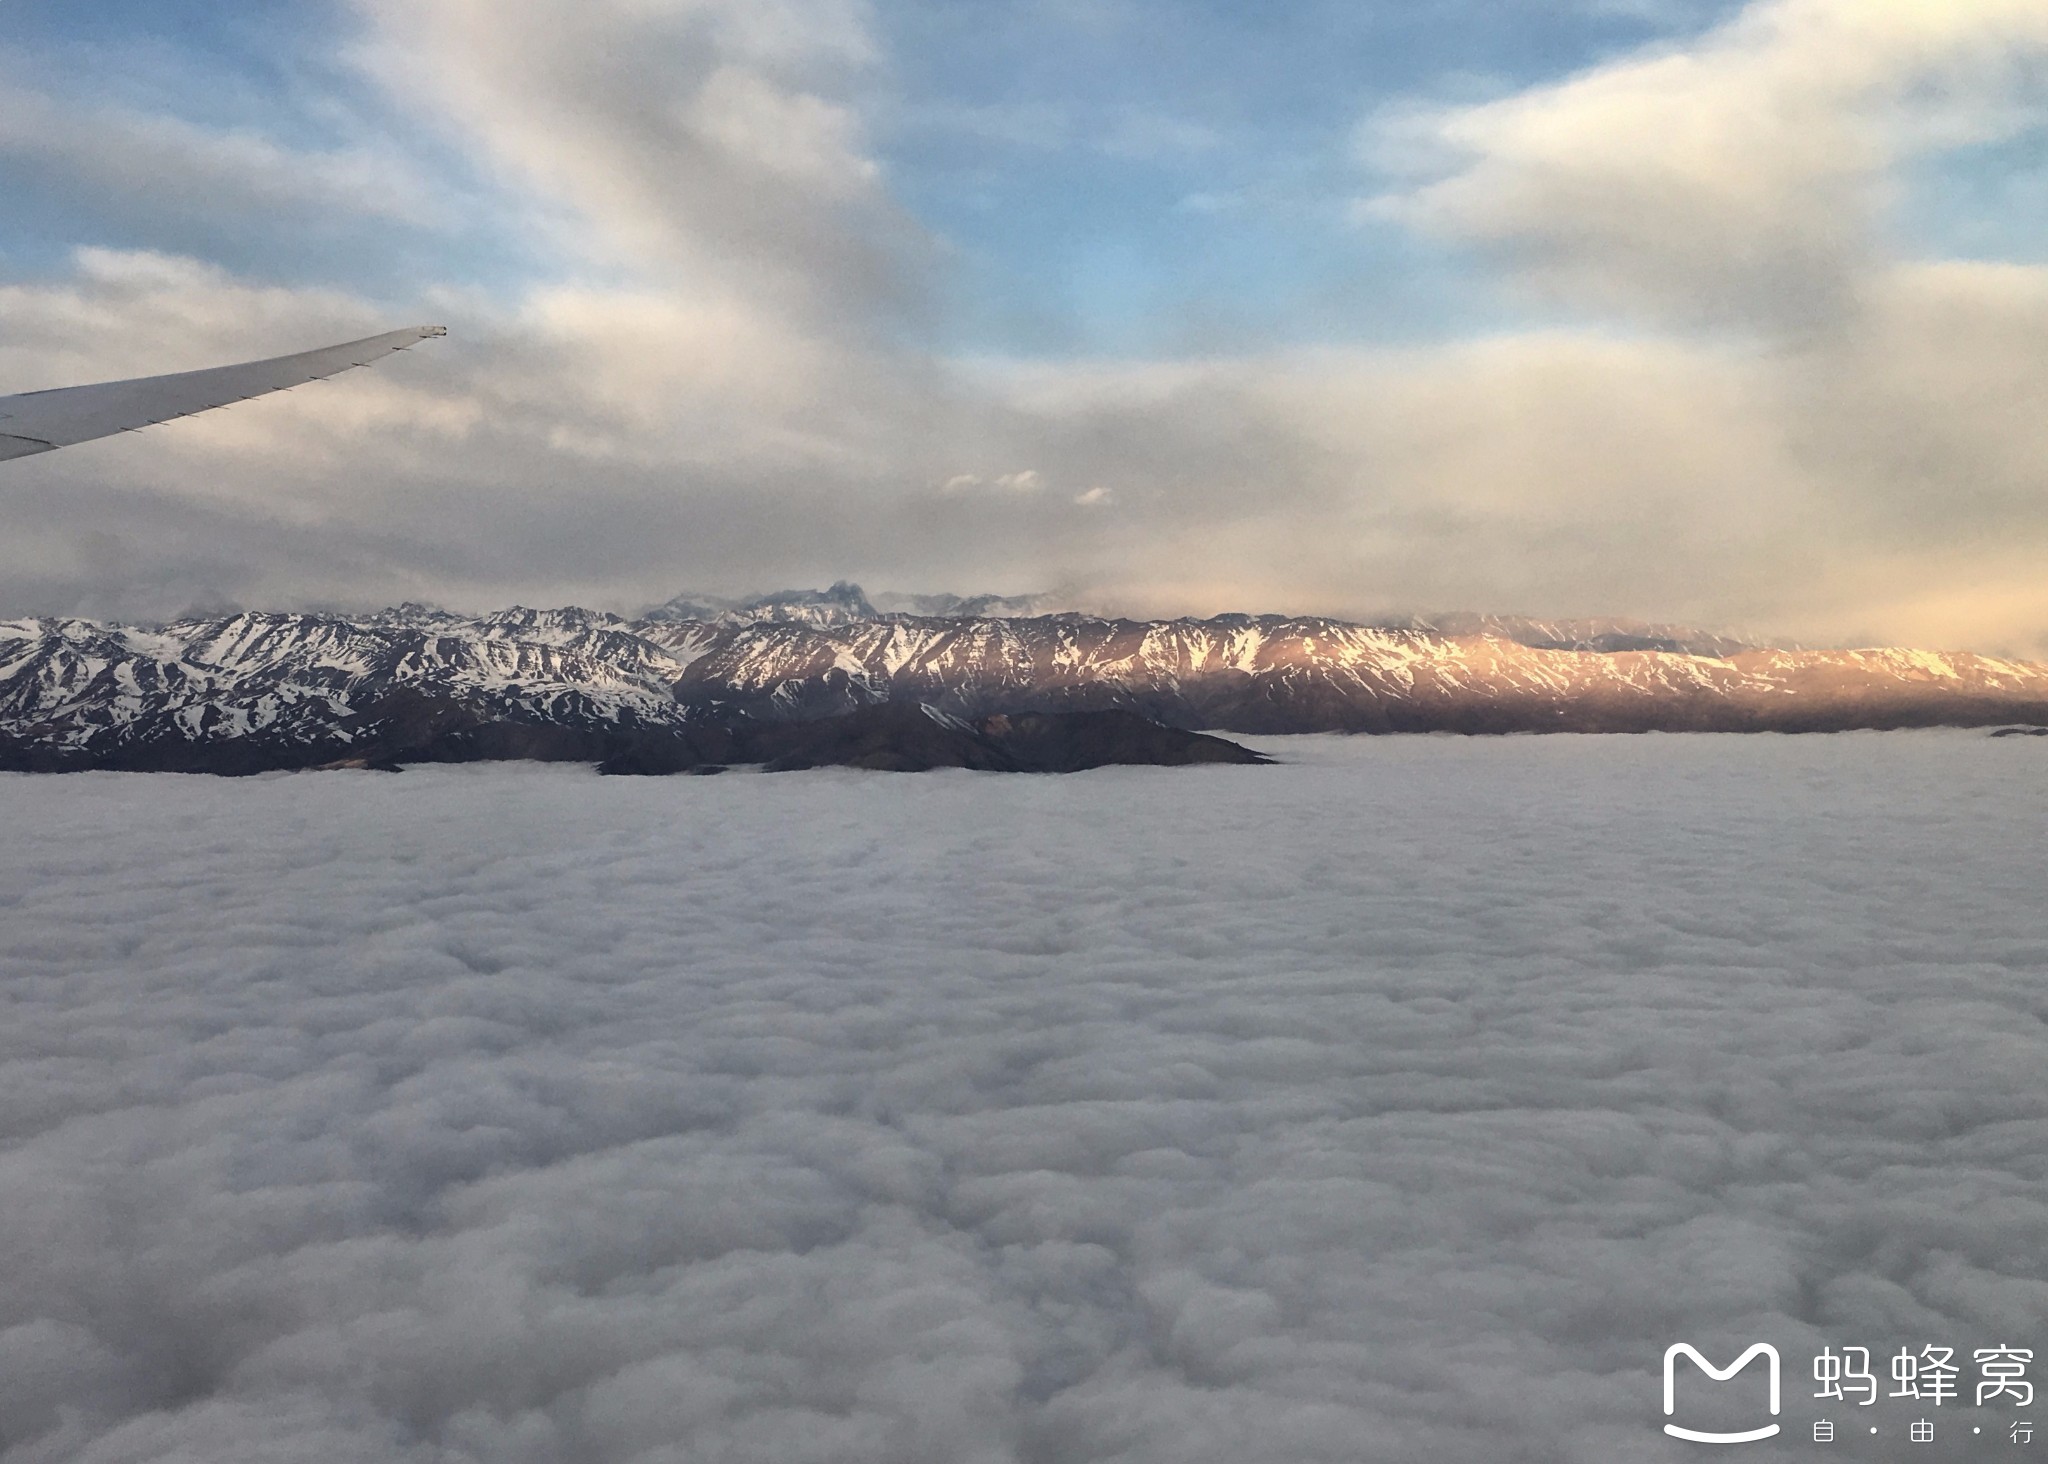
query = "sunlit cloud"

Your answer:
(1, 0), (2046, 656)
